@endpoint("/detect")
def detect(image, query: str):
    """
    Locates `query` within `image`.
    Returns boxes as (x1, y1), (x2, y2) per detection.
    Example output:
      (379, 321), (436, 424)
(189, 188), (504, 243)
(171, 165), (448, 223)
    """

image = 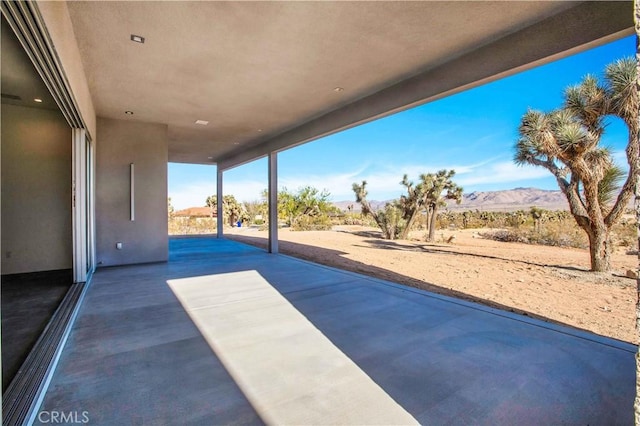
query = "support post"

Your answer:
(268, 152), (278, 253)
(216, 168), (224, 238)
